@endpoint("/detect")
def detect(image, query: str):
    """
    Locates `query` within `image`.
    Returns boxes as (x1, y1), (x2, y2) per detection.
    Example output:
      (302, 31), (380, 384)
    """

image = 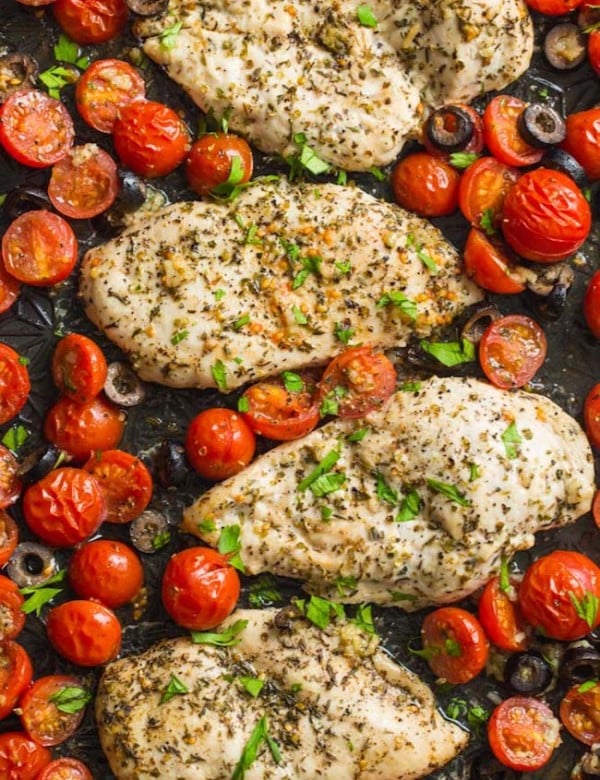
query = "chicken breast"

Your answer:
(79, 178), (481, 390)
(183, 376), (595, 608)
(137, 0), (533, 170)
(96, 608), (467, 779)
